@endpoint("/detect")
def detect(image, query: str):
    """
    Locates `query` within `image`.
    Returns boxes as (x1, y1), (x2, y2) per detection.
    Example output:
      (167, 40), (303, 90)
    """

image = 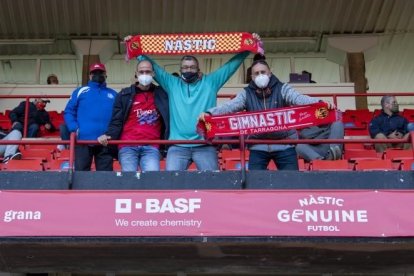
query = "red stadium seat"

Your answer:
(187, 163), (197, 171)
(384, 149), (414, 161)
(298, 158), (307, 171)
(403, 109), (414, 122)
(20, 148), (53, 162)
(2, 159), (44, 171)
(113, 160), (121, 172)
(160, 159), (166, 171)
(56, 149), (70, 160)
(344, 142), (365, 150)
(400, 159), (414, 171)
(310, 159), (352, 171)
(44, 159), (70, 171)
(219, 149), (249, 160)
(372, 109), (382, 118)
(24, 144), (57, 151)
(342, 109), (373, 136)
(344, 149), (381, 161)
(223, 160), (248, 171)
(343, 109), (373, 125)
(267, 161), (277, 170)
(355, 159), (396, 171)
